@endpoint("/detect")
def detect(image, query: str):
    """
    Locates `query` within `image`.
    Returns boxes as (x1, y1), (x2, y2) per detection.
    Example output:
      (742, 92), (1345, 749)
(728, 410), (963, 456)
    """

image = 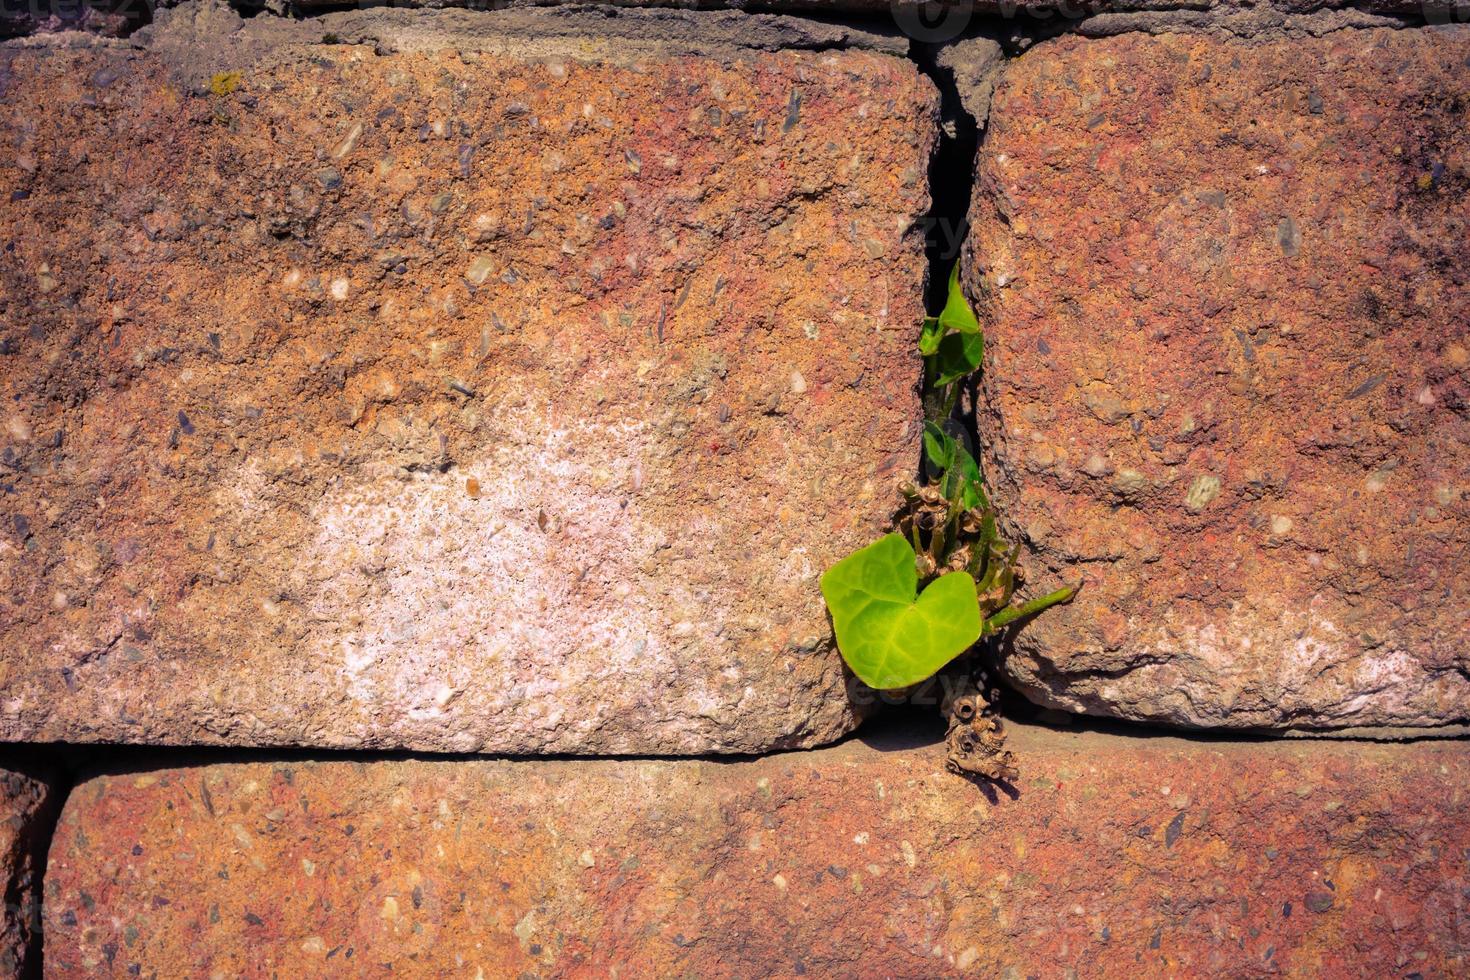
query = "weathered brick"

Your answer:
(0, 11), (933, 753)
(970, 28), (1470, 730)
(43, 727), (1470, 976)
